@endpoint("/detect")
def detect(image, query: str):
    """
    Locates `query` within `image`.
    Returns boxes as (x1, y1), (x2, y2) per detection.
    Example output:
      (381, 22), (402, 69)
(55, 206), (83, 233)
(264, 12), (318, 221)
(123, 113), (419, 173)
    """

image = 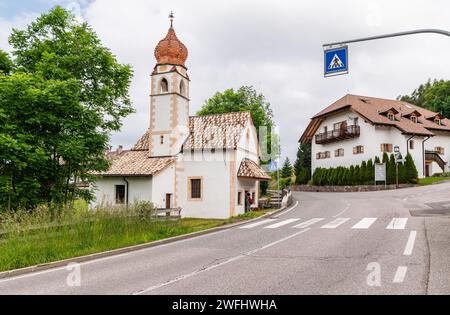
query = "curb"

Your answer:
(0, 205), (292, 280)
